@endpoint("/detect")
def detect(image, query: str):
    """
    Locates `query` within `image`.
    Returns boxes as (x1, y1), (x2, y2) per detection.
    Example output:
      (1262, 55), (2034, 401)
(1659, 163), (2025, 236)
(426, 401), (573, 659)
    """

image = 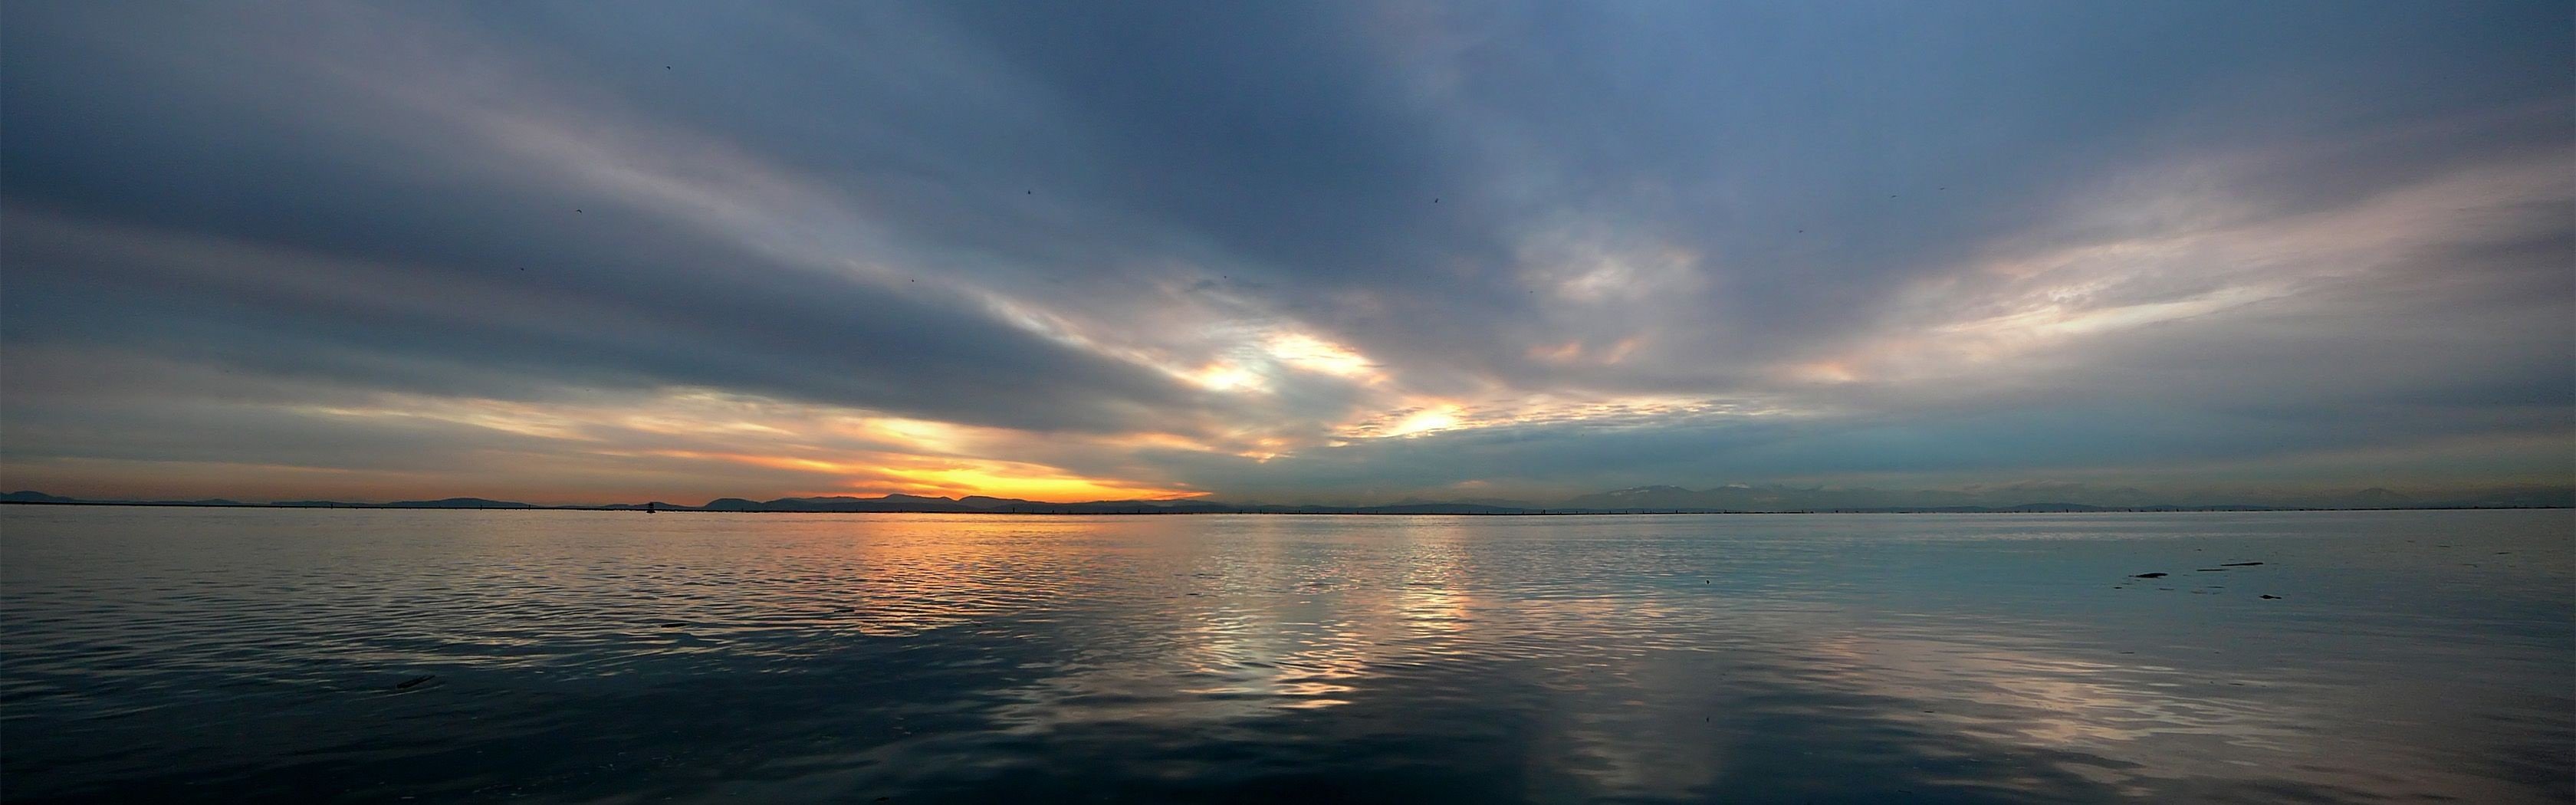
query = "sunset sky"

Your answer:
(3, 1), (2568, 504)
